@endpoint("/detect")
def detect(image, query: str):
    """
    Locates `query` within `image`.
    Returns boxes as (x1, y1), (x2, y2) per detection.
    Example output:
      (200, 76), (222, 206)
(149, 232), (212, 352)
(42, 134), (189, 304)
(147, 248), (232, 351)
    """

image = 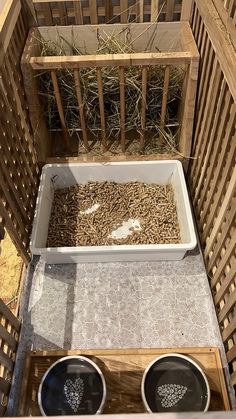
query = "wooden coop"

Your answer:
(0, 0), (236, 415)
